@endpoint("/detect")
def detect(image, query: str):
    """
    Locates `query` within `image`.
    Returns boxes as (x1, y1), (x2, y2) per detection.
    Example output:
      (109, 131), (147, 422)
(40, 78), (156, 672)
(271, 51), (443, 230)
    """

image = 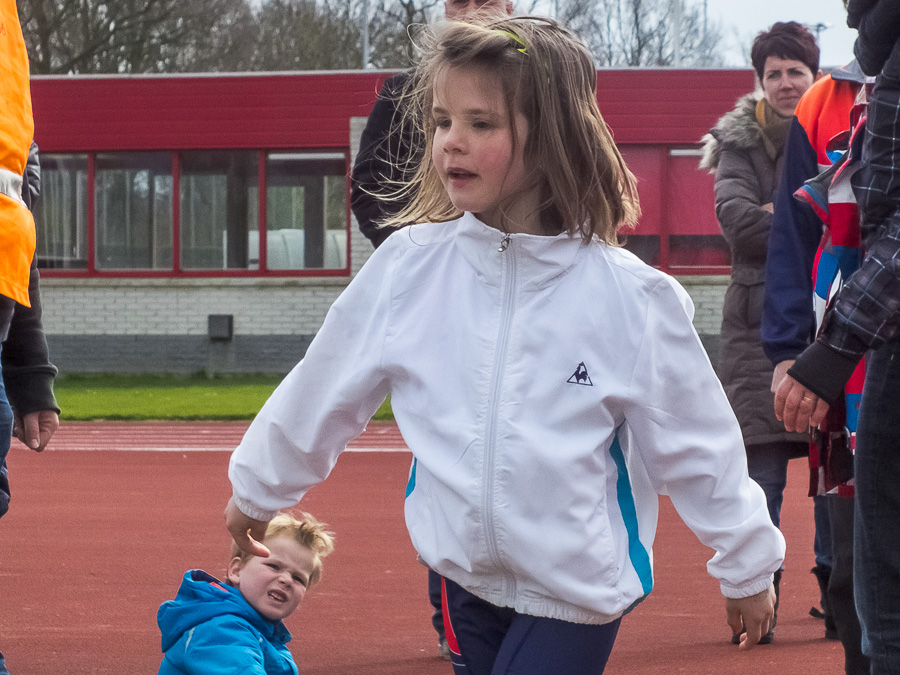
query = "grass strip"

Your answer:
(54, 373), (394, 422)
